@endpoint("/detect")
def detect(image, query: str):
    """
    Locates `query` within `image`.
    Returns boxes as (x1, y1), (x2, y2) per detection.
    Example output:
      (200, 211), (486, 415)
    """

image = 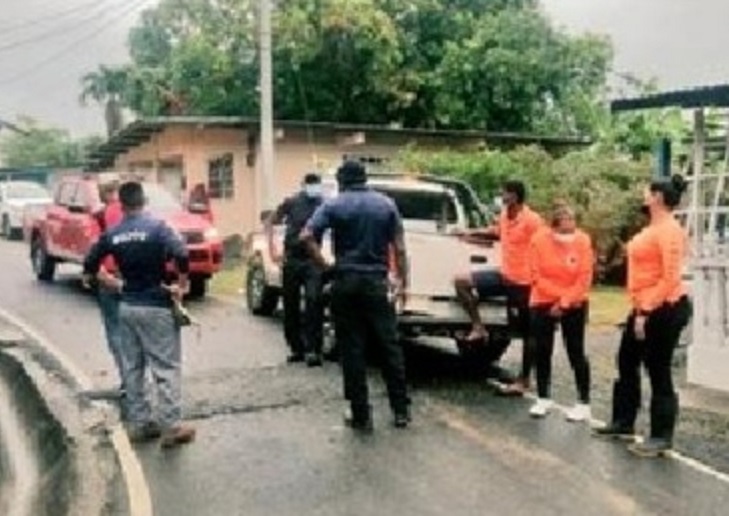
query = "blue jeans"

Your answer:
(98, 287), (123, 384)
(118, 304), (182, 430)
